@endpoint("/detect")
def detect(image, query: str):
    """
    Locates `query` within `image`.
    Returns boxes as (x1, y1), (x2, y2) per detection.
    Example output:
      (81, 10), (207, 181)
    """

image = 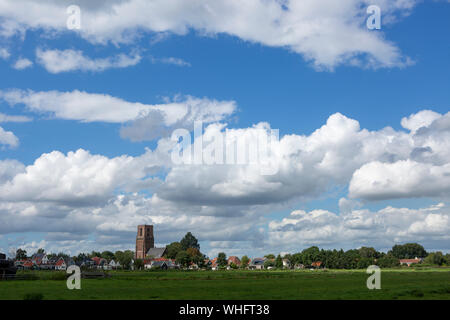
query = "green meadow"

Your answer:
(1, 269), (449, 300)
